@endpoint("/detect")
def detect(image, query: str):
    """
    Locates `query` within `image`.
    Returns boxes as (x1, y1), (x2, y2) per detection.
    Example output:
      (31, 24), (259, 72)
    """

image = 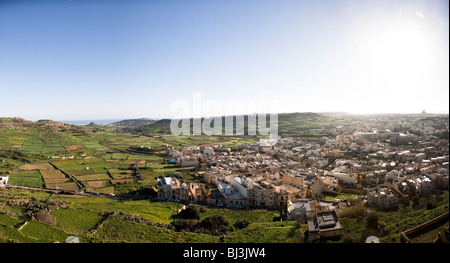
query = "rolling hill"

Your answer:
(118, 112), (355, 138)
